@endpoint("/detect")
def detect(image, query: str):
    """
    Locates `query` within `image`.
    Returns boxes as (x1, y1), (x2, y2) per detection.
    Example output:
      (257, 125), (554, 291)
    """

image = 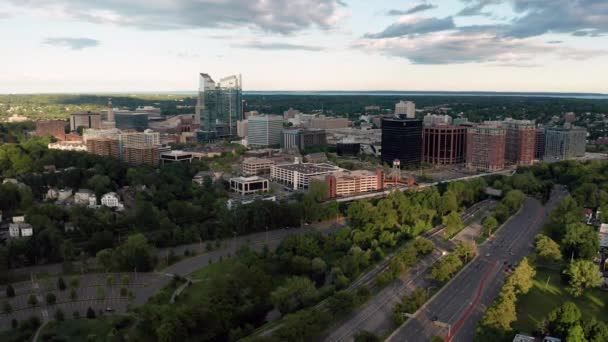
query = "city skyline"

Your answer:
(2, 0), (608, 93)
